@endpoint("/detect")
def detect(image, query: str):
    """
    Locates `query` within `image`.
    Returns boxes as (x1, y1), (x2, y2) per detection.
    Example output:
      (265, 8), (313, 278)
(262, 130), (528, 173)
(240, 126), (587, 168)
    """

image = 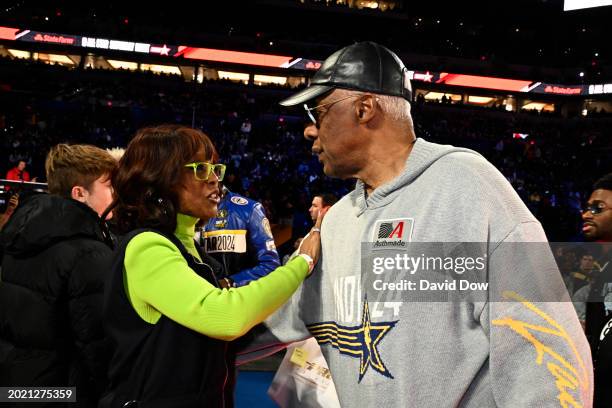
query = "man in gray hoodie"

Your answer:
(239, 42), (593, 407)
